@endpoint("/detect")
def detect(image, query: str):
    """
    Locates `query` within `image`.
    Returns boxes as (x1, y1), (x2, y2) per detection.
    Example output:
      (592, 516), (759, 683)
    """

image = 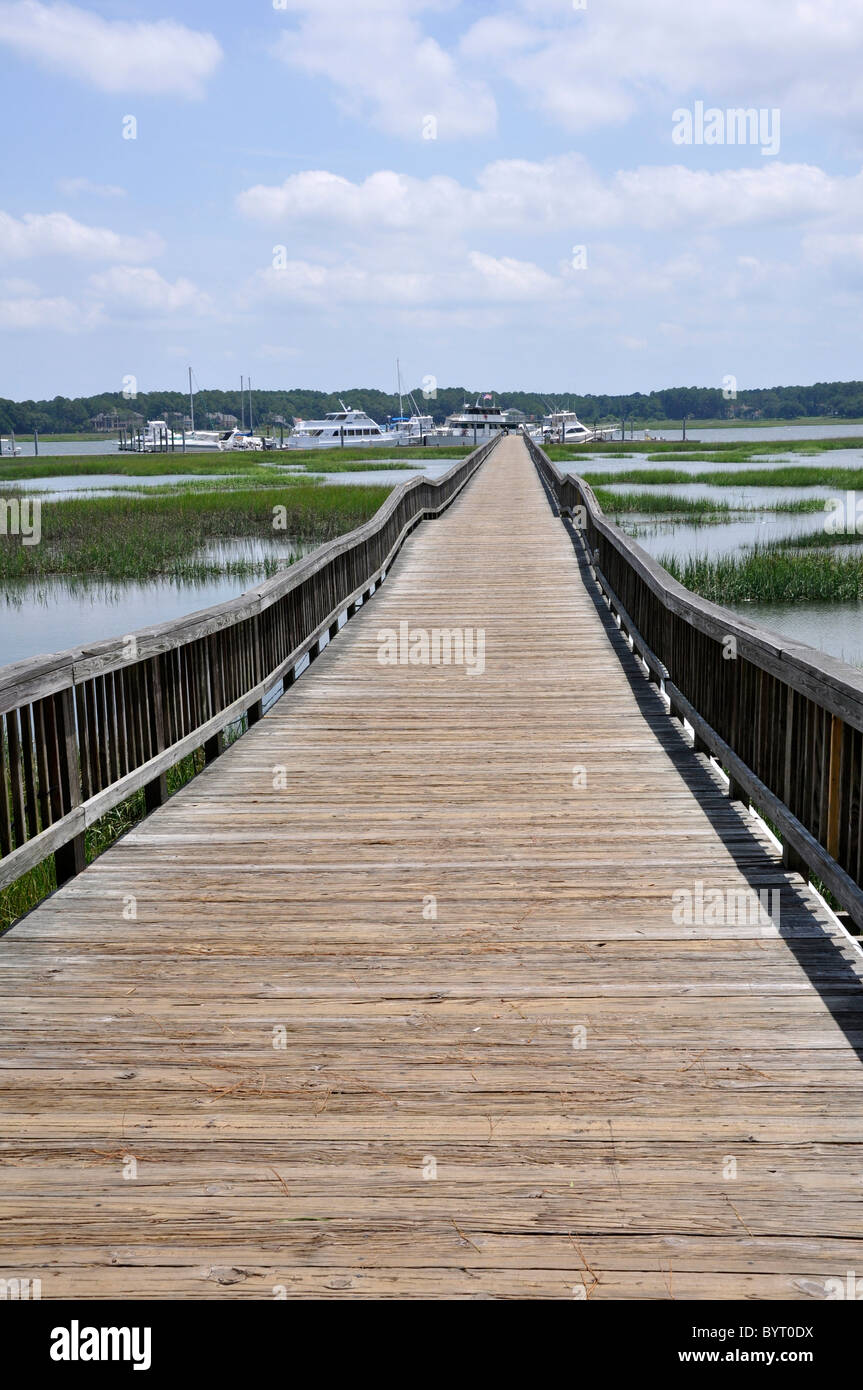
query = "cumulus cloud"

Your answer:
(0, 1), (222, 98)
(462, 0), (863, 132)
(271, 0), (495, 138)
(0, 291), (93, 330)
(0, 210), (161, 261)
(260, 0), (863, 140)
(237, 157), (863, 236)
(88, 265), (213, 316)
(250, 248), (565, 308)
